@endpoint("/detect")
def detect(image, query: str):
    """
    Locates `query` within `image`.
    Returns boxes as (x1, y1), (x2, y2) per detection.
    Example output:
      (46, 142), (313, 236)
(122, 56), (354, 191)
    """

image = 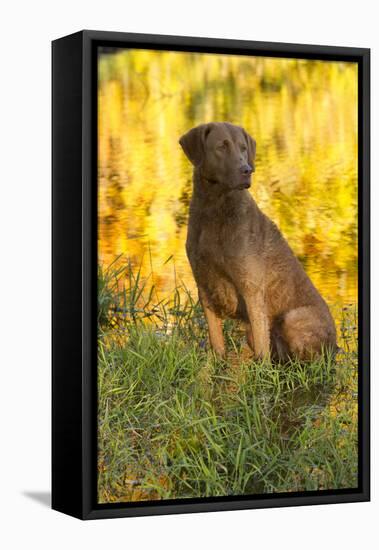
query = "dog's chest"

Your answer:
(186, 218), (249, 319)
(193, 220), (229, 262)
(193, 215), (252, 262)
